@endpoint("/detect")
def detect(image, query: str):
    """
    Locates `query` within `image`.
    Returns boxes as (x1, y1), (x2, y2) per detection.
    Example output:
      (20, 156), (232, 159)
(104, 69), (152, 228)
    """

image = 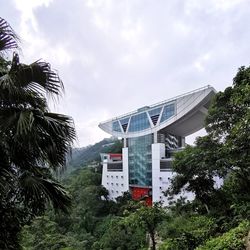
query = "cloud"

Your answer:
(4, 0), (250, 146)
